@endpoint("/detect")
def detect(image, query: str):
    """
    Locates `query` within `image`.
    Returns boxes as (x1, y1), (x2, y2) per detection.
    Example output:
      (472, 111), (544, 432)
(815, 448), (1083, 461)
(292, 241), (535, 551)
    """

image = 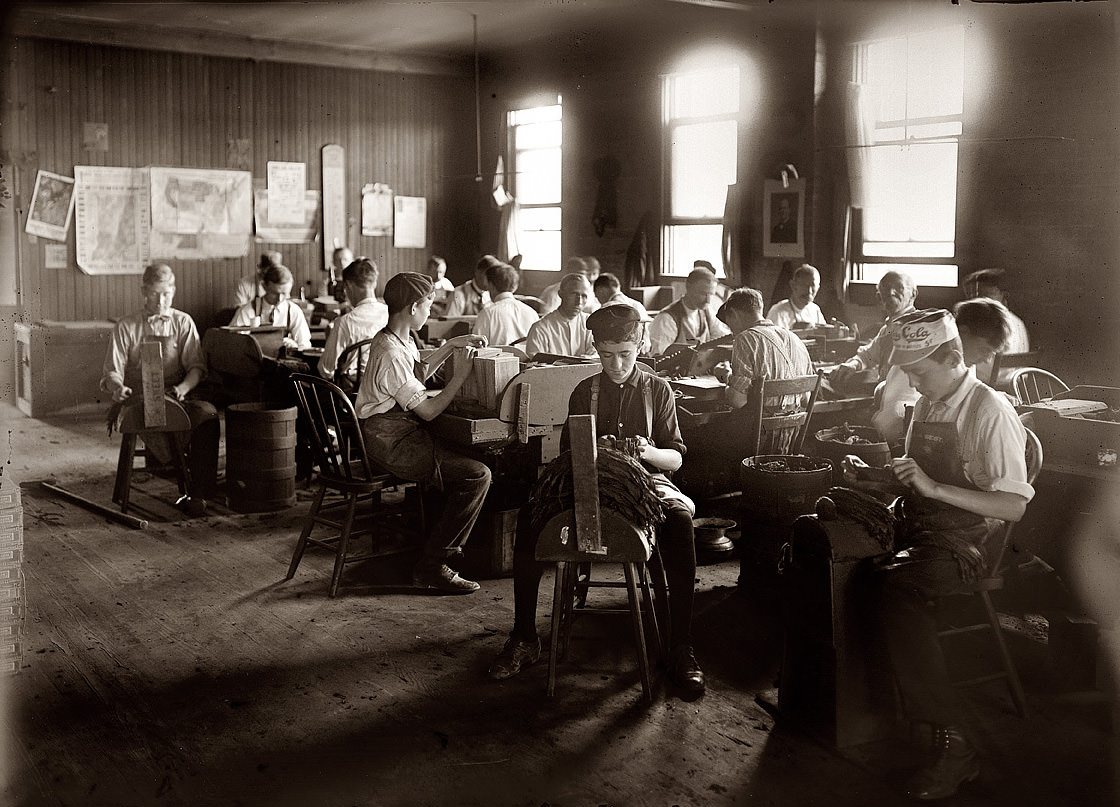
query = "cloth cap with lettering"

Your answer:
(383, 271), (434, 312)
(887, 308), (959, 366)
